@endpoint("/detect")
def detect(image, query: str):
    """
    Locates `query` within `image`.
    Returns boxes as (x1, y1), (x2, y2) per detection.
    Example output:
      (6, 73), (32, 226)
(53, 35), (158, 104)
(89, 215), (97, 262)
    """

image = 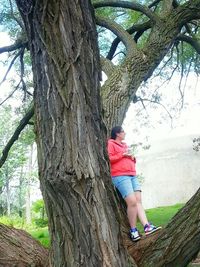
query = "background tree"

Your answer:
(0, 0), (200, 266)
(0, 105), (37, 218)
